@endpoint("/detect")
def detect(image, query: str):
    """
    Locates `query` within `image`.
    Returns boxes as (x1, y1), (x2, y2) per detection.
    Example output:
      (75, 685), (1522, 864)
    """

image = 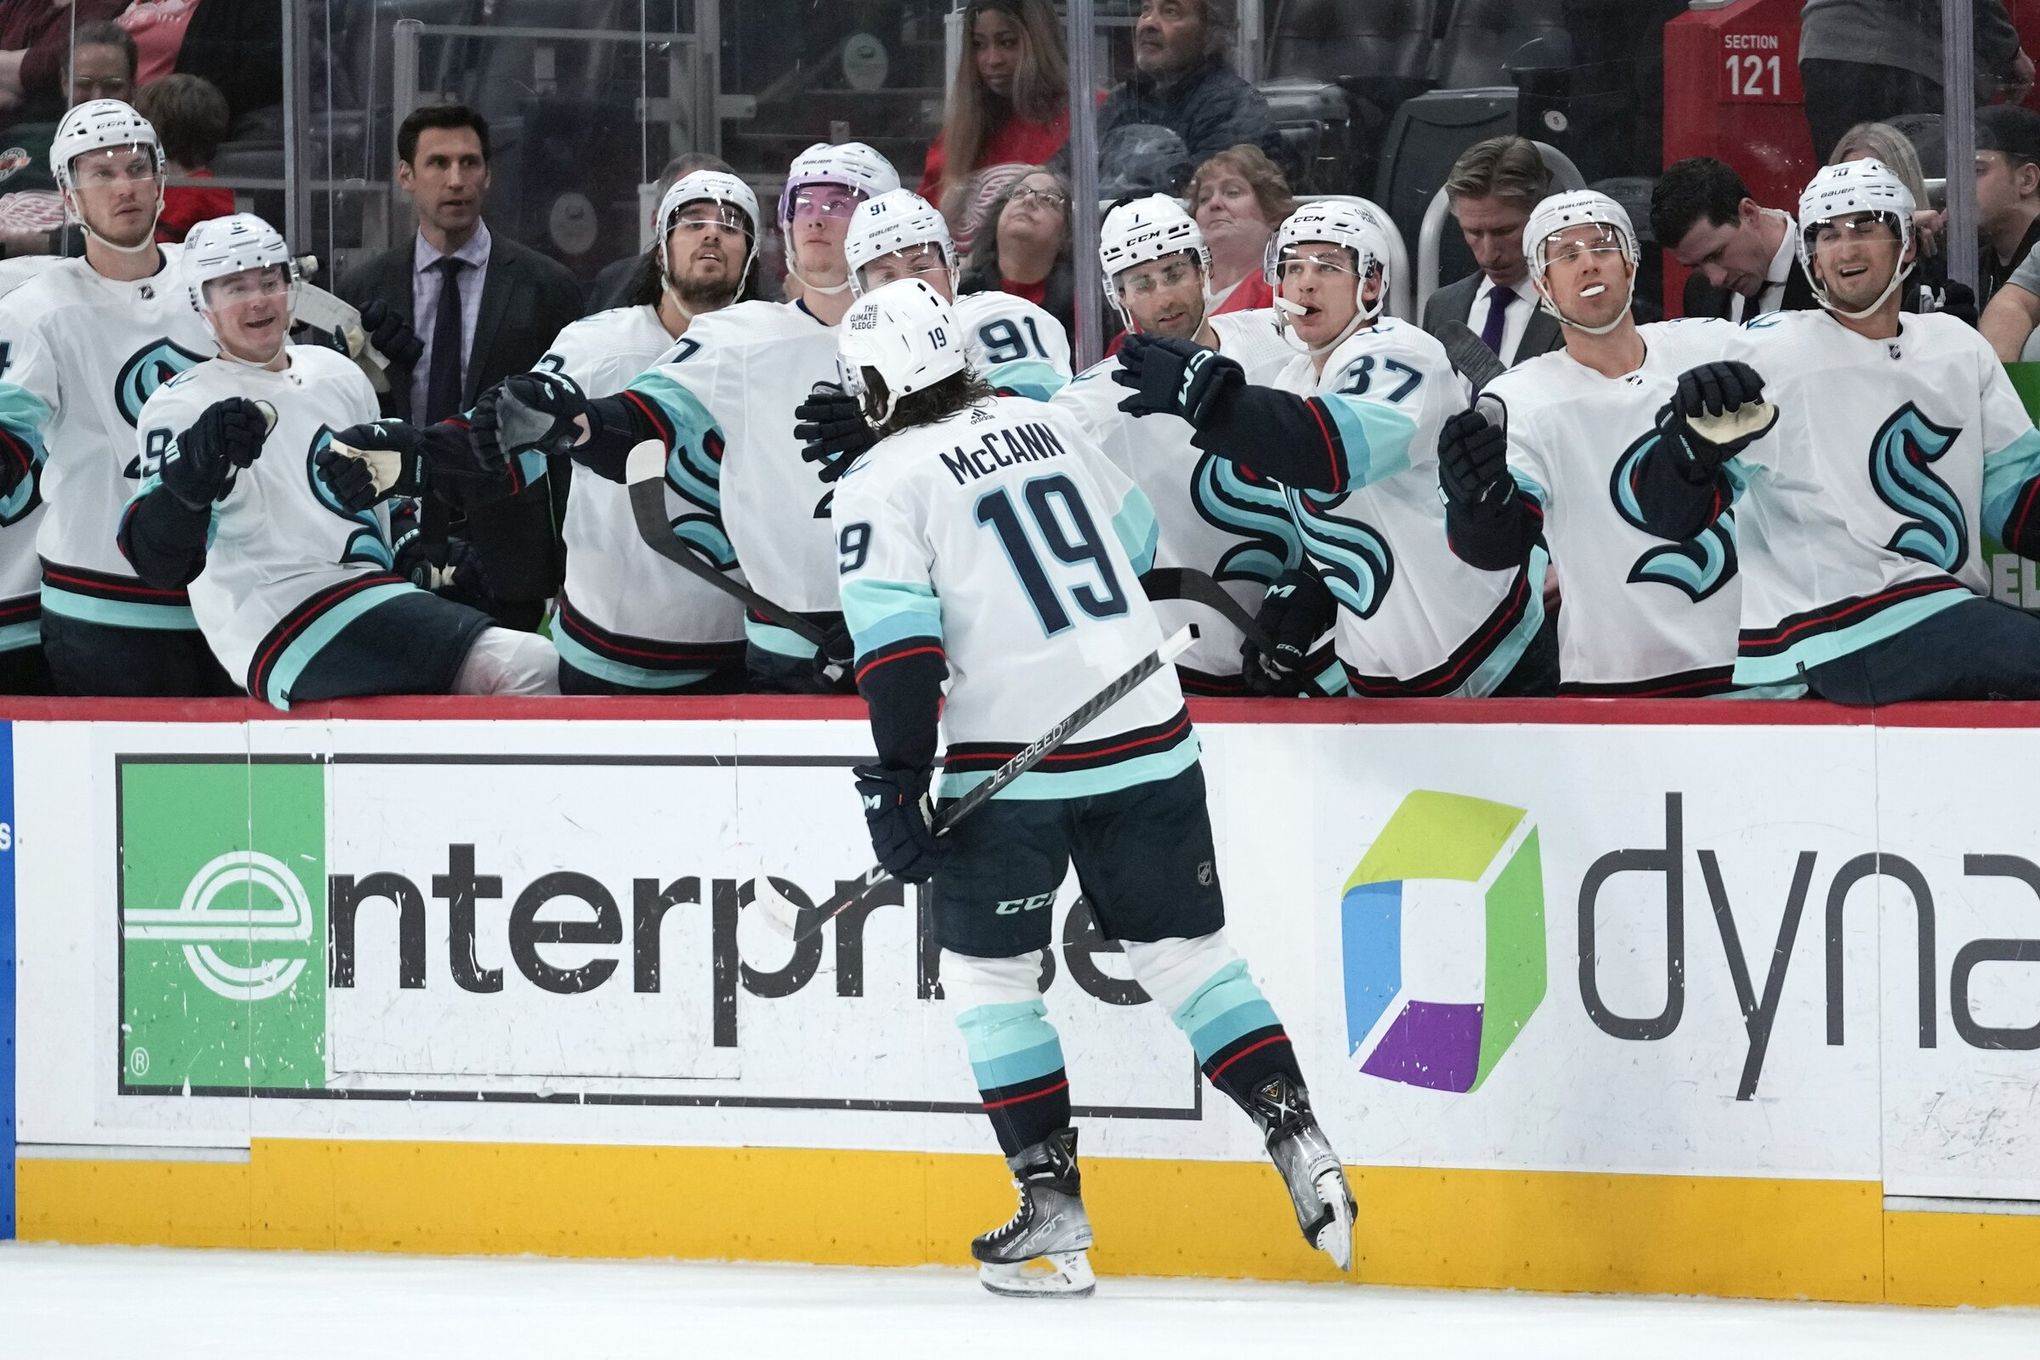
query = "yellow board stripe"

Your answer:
(15, 1140), (2040, 1307)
